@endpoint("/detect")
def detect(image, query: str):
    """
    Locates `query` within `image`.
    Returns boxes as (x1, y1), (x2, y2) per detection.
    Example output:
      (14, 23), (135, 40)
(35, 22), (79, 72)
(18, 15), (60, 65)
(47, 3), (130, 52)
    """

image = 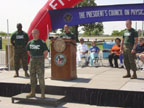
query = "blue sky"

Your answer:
(0, 0), (143, 35)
